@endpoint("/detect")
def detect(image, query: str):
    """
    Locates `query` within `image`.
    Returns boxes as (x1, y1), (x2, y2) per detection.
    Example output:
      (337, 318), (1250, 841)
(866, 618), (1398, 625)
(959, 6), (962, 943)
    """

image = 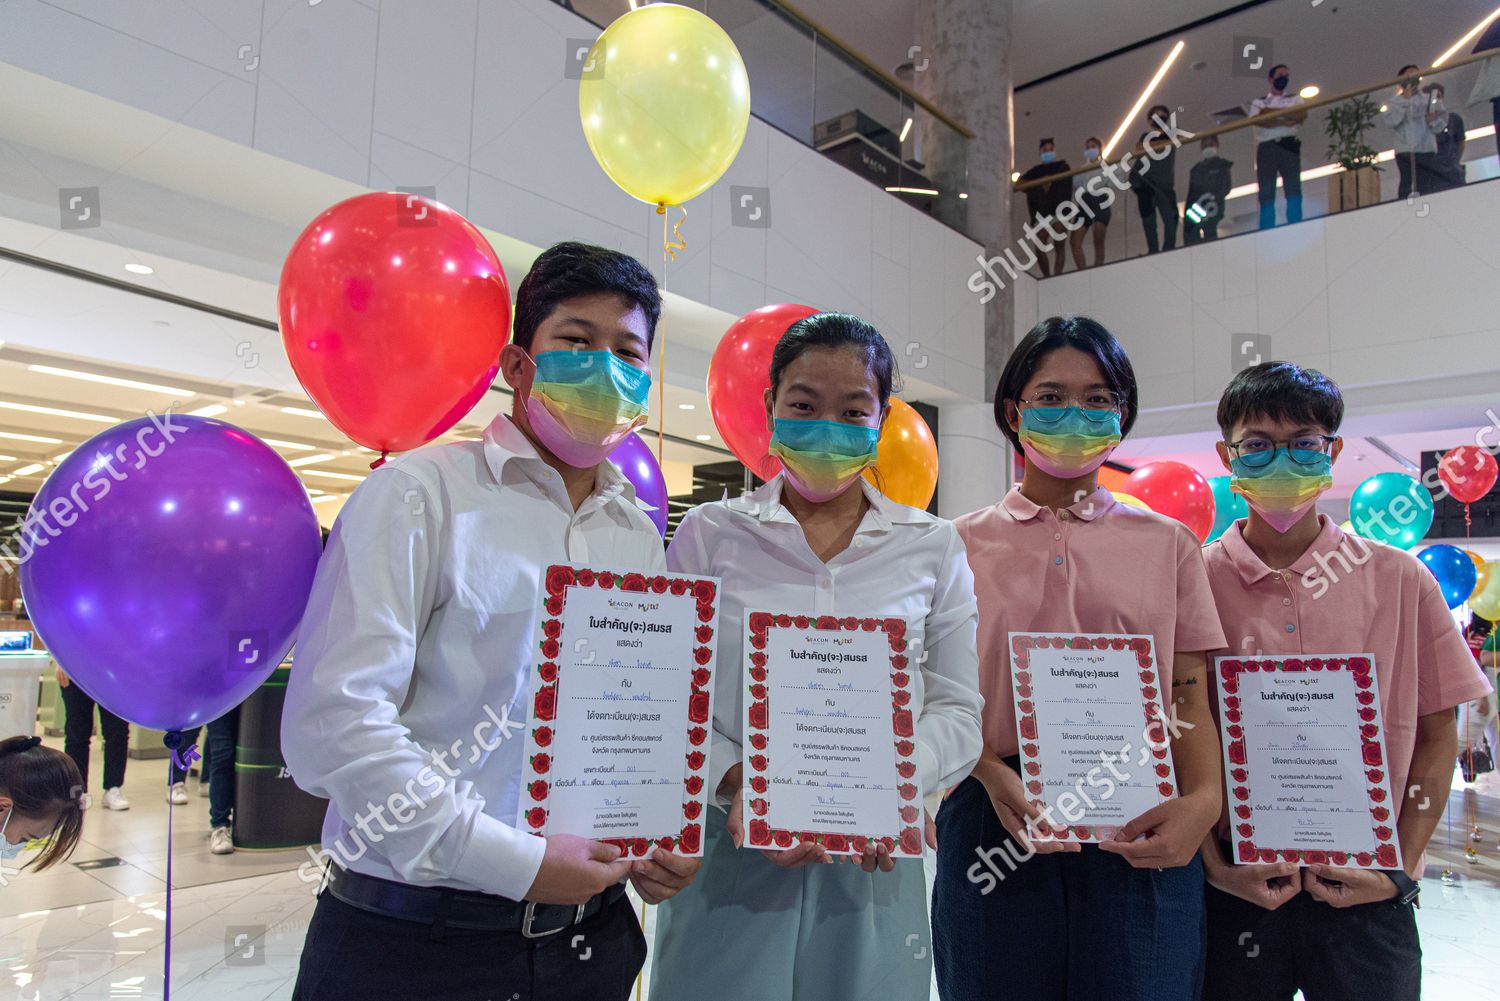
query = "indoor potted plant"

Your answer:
(1325, 94), (1383, 211)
